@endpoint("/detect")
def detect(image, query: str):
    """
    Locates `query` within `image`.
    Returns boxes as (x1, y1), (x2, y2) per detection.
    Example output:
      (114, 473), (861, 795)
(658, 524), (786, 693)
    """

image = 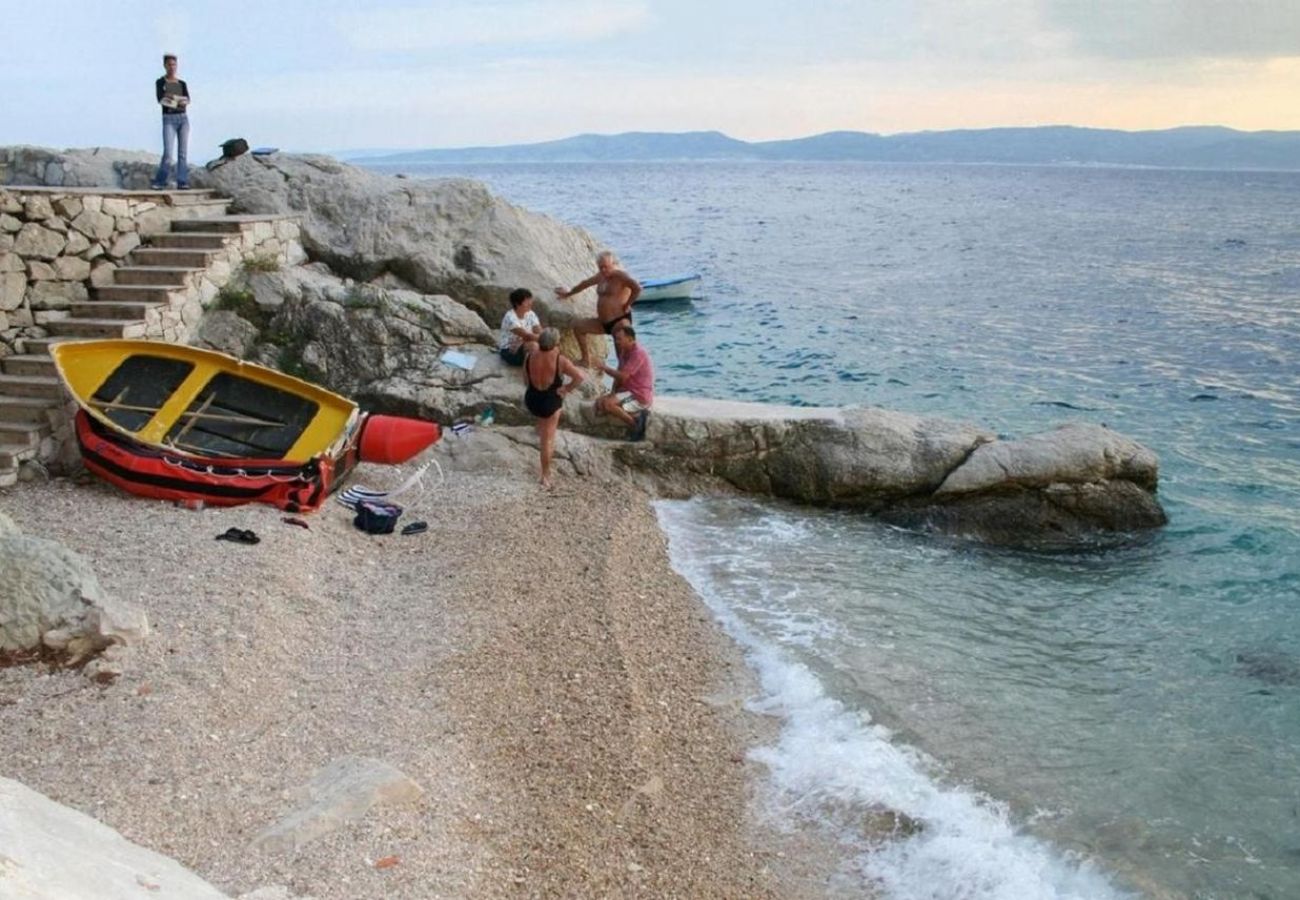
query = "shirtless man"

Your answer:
(555, 250), (641, 368)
